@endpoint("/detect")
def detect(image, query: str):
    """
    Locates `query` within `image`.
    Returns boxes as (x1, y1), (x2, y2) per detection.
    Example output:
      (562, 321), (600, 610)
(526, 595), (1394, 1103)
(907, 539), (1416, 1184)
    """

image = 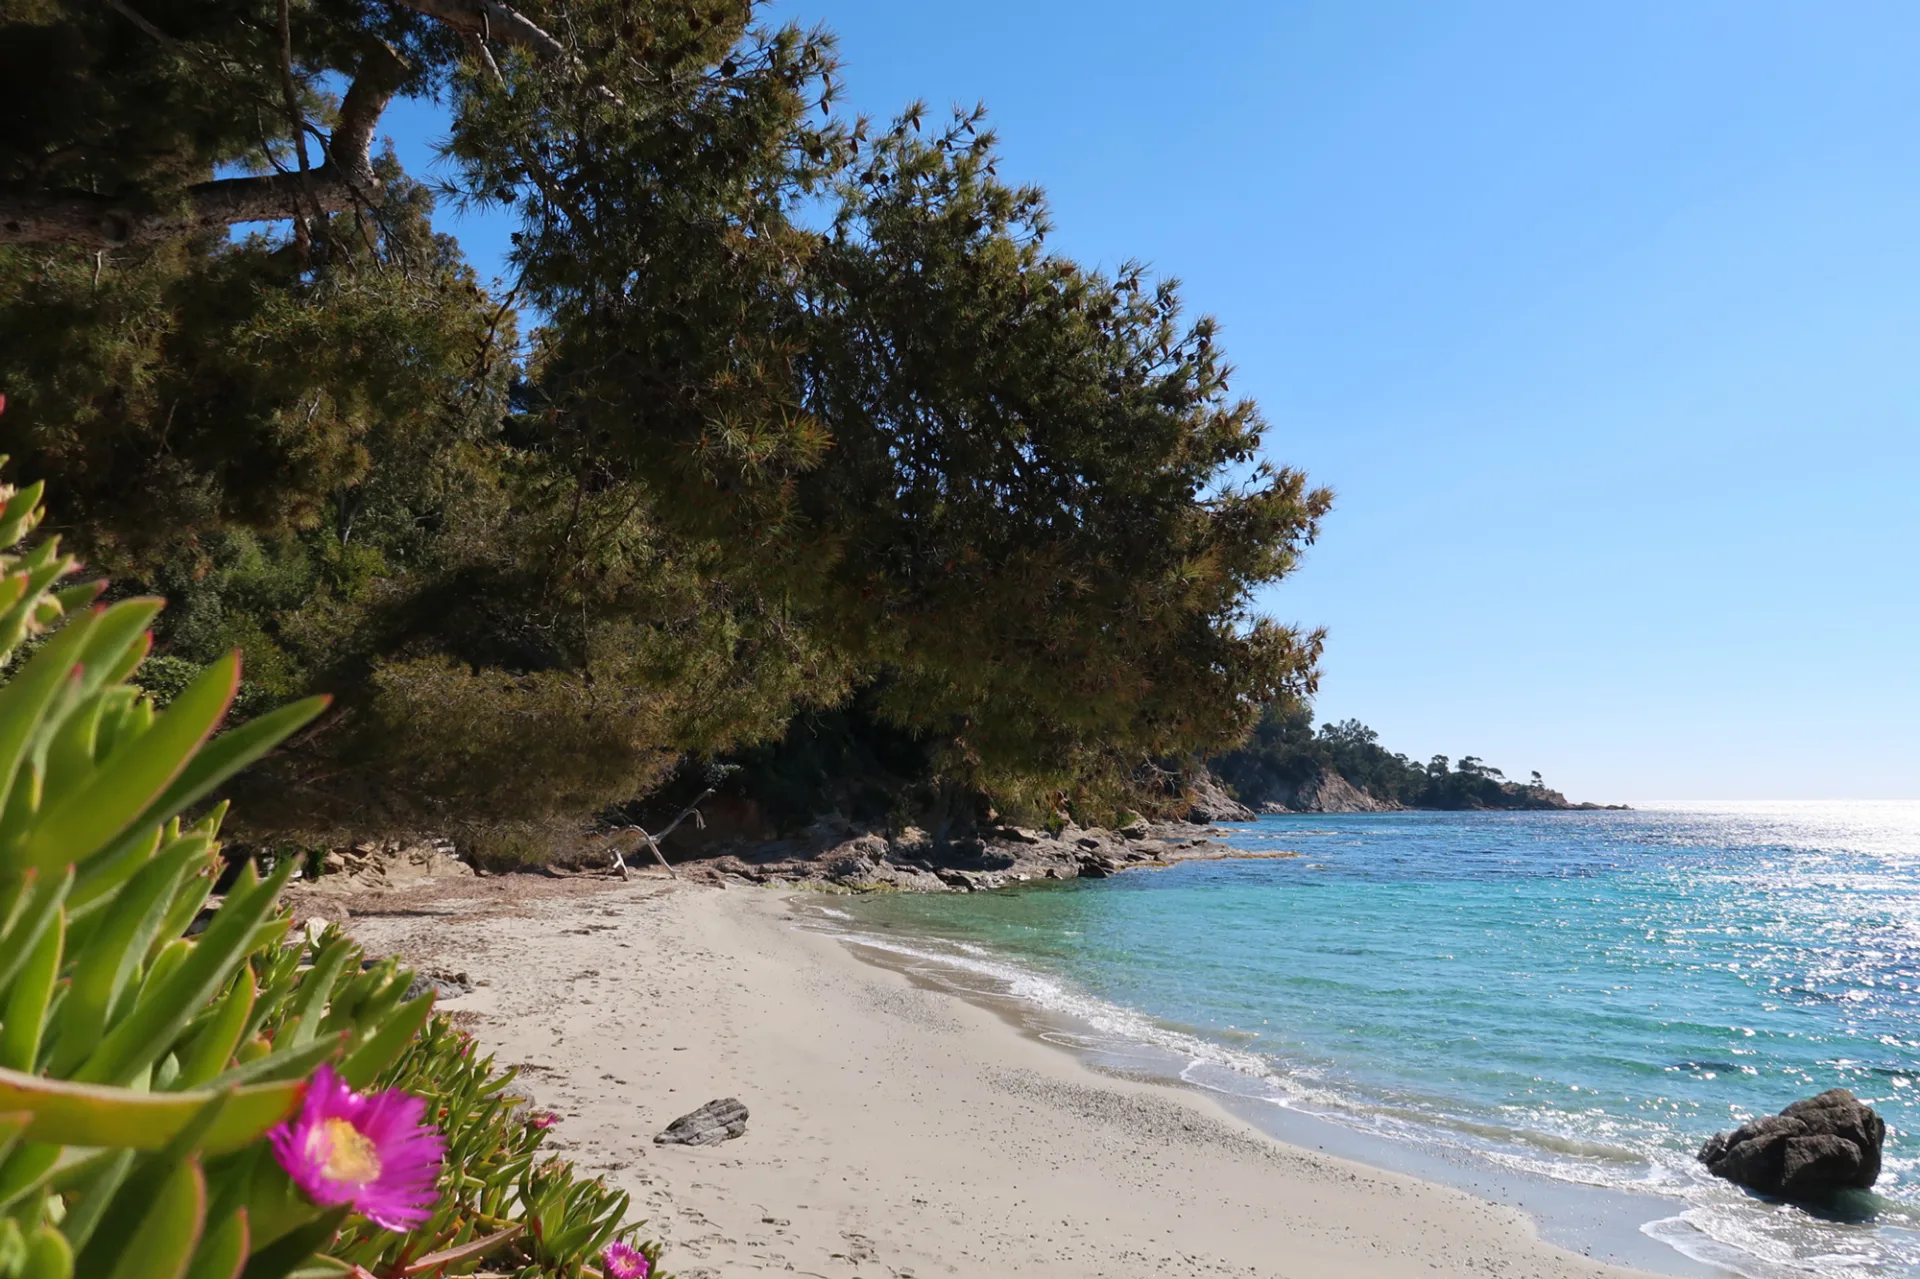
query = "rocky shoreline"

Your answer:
(658, 814), (1288, 892)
